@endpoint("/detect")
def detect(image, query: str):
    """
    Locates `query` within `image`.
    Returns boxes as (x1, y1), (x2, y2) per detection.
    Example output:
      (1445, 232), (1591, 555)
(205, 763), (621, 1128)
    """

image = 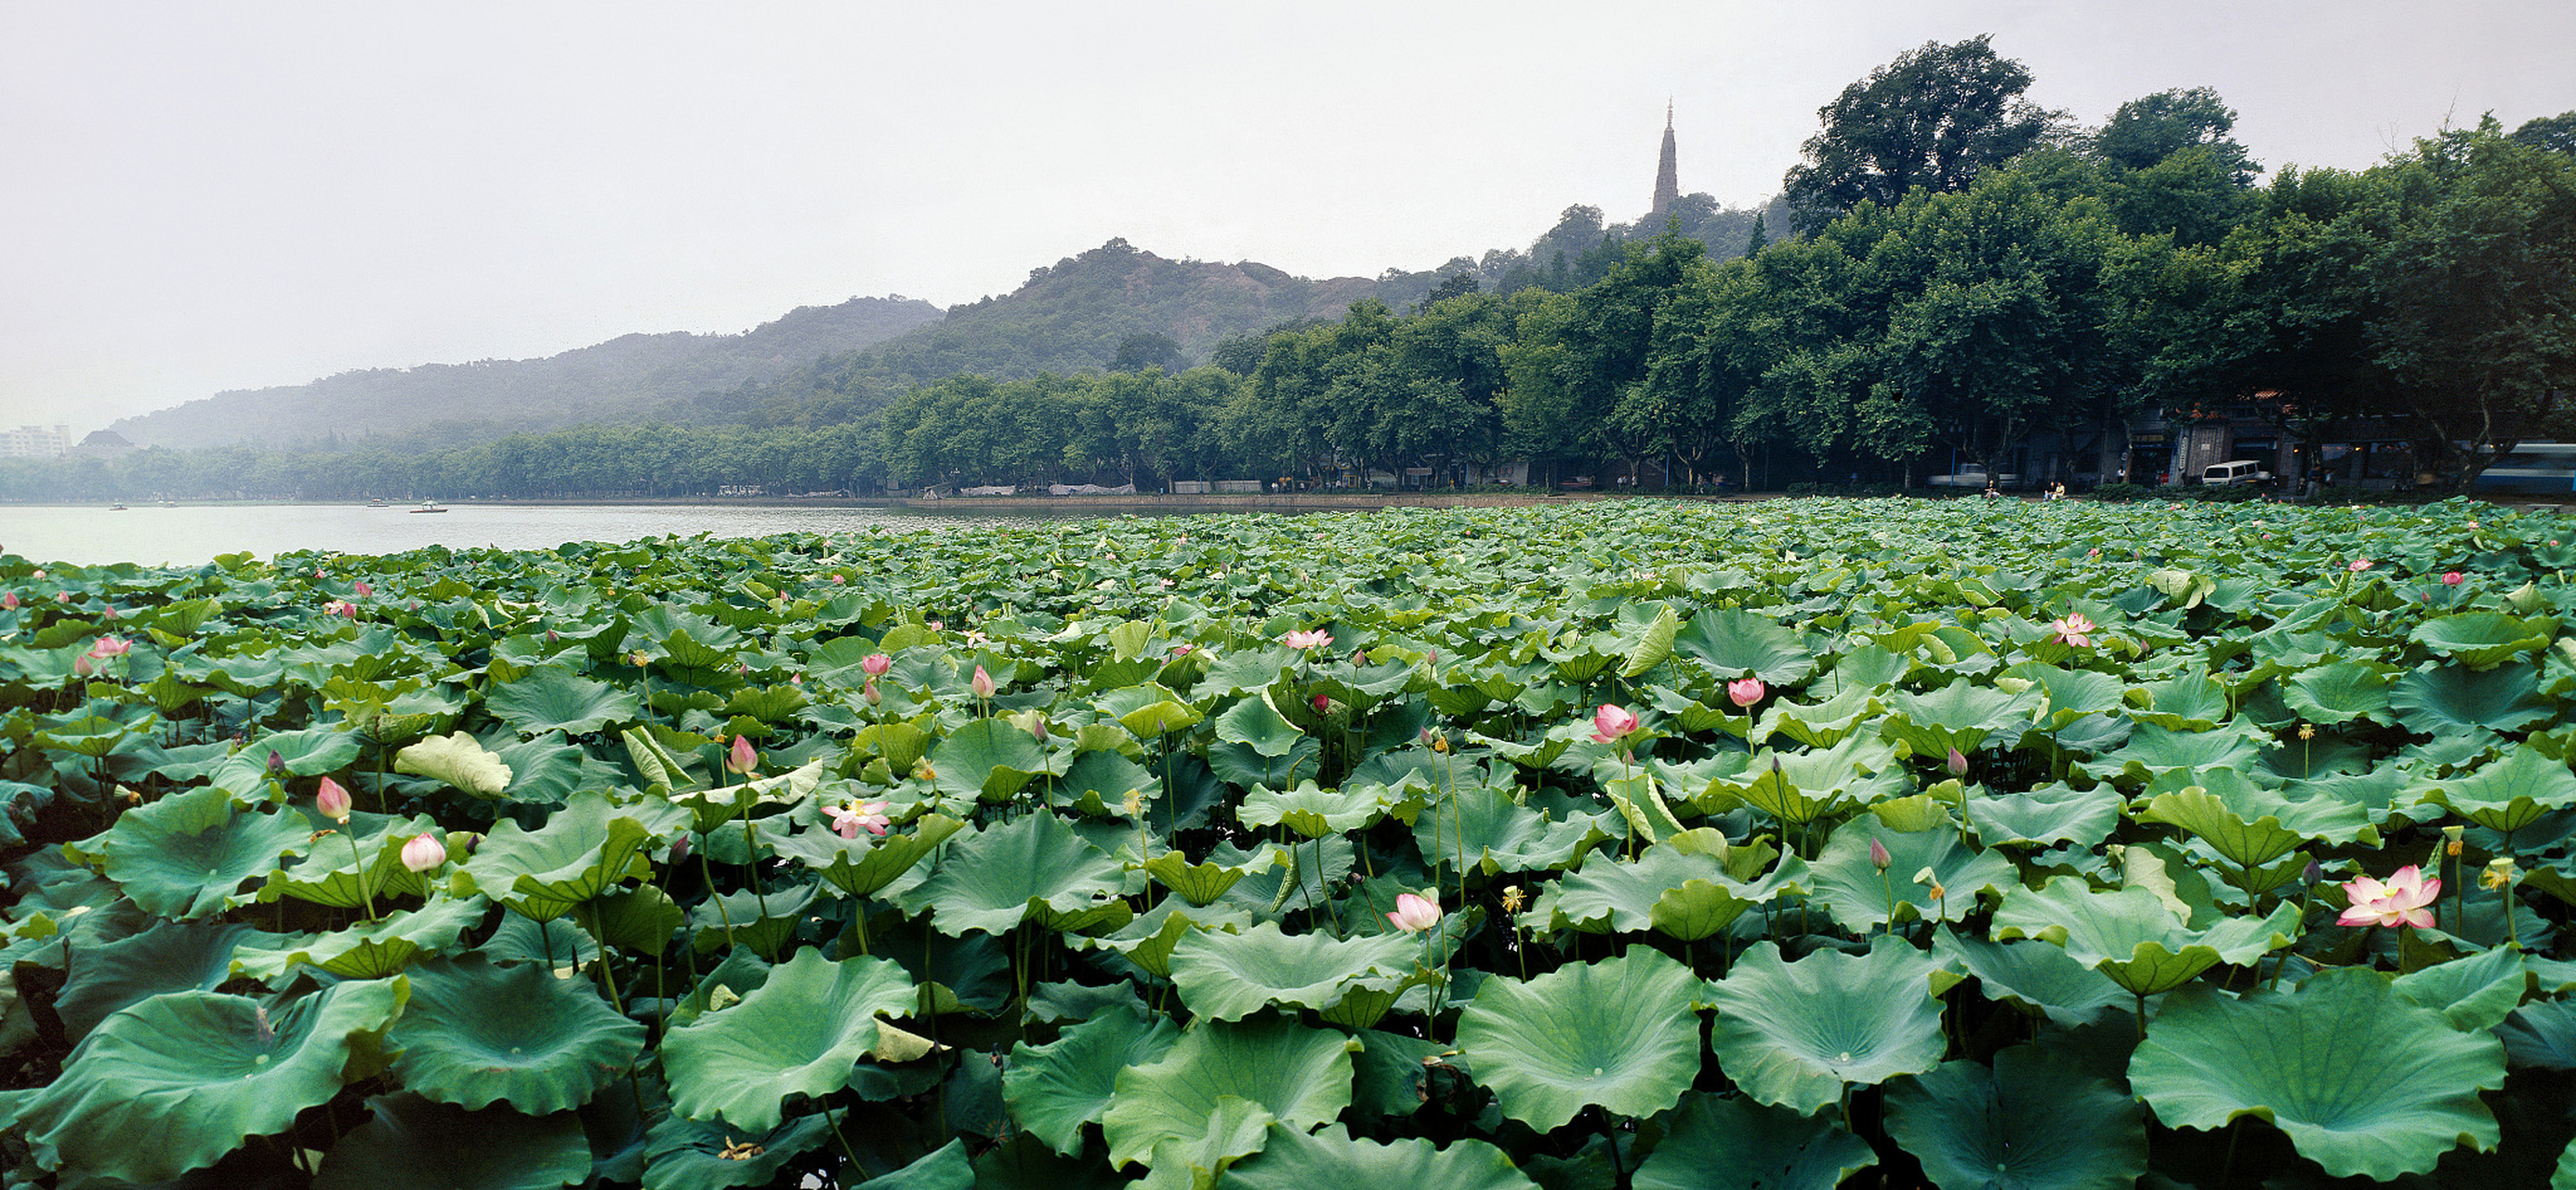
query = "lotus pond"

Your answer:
(6, 497), (2576, 1189)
